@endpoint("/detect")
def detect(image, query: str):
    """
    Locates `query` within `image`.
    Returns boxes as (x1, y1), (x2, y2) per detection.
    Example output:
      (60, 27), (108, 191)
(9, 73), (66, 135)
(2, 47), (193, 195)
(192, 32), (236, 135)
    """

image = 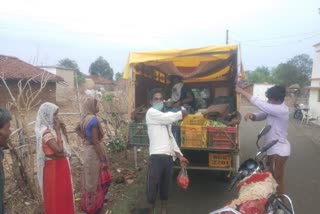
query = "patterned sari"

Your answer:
(80, 98), (112, 214)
